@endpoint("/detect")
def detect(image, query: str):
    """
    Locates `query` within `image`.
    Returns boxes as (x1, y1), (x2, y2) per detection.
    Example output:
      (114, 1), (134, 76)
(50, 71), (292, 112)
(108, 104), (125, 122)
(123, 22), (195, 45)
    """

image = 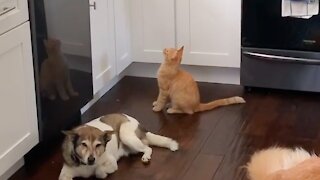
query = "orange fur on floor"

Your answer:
(246, 147), (320, 180)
